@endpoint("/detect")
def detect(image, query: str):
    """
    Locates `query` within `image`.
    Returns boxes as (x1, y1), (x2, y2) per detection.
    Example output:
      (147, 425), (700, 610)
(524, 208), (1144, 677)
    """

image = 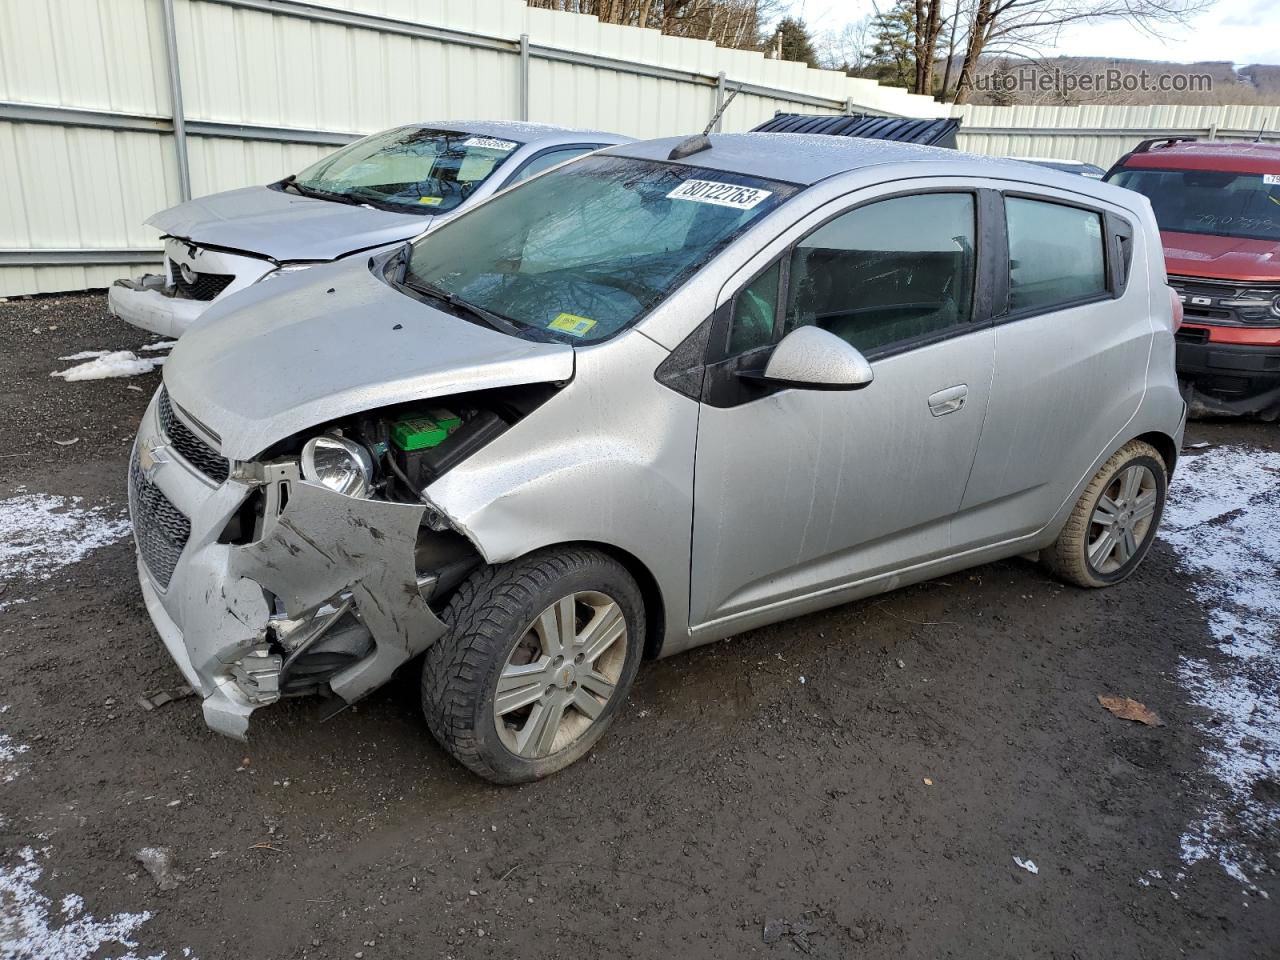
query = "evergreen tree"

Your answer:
(773, 16), (818, 67)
